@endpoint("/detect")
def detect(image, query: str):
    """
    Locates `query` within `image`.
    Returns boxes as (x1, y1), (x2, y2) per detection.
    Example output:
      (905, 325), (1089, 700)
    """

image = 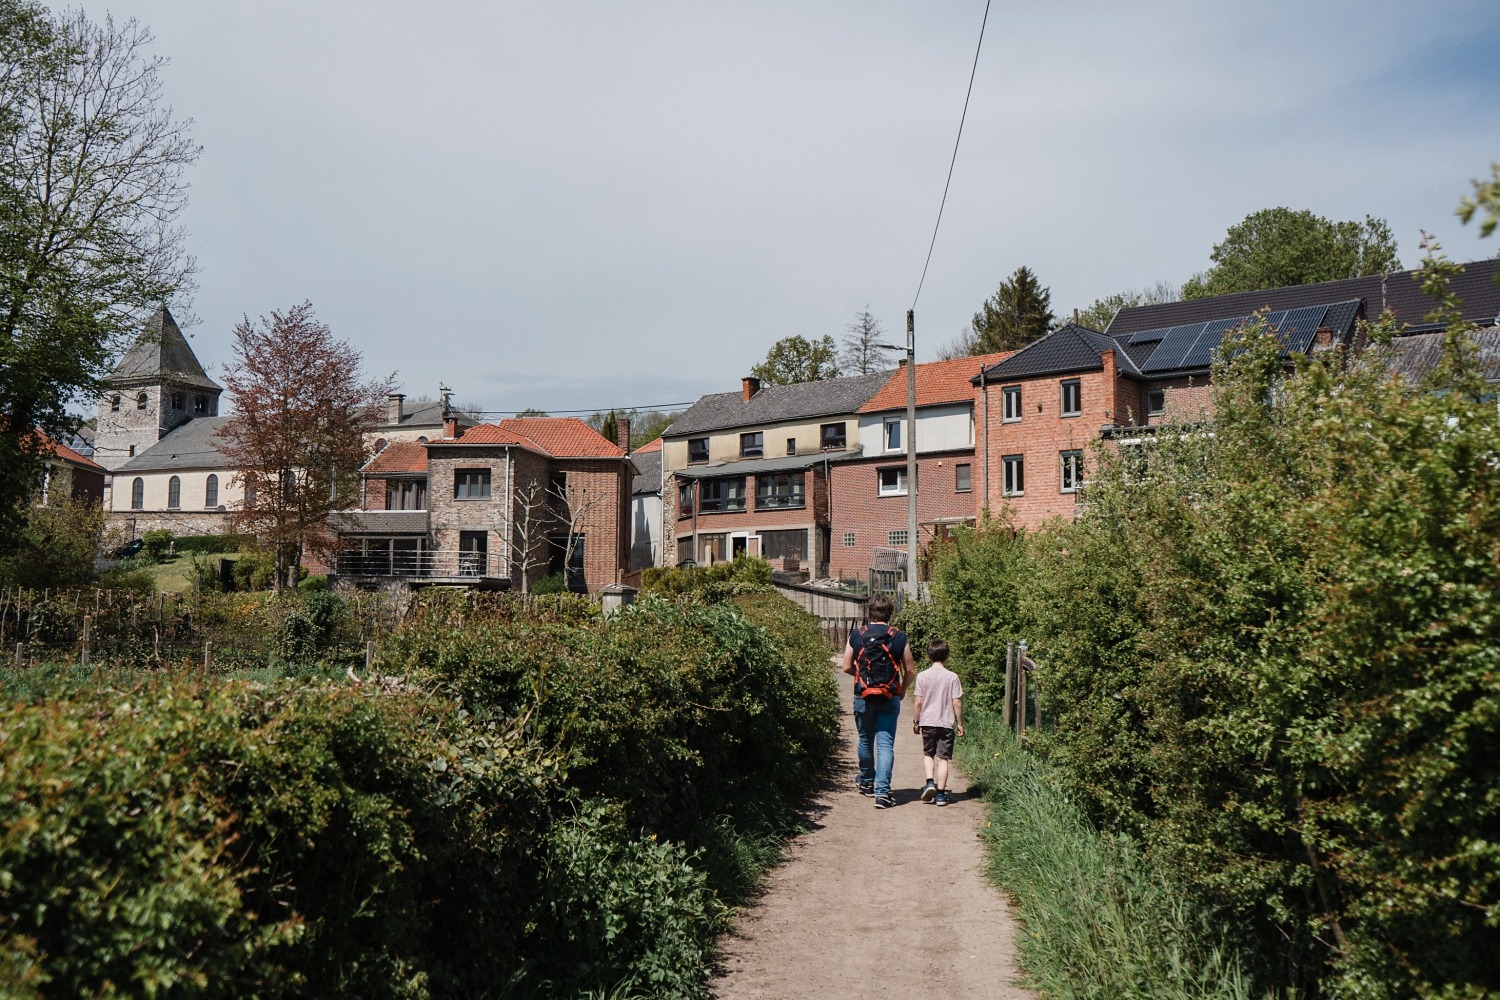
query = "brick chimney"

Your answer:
(443, 415), (460, 439)
(386, 393), (404, 425)
(742, 376), (761, 401)
(615, 417), (631, 454)
(1312, 327), (1335, 351)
